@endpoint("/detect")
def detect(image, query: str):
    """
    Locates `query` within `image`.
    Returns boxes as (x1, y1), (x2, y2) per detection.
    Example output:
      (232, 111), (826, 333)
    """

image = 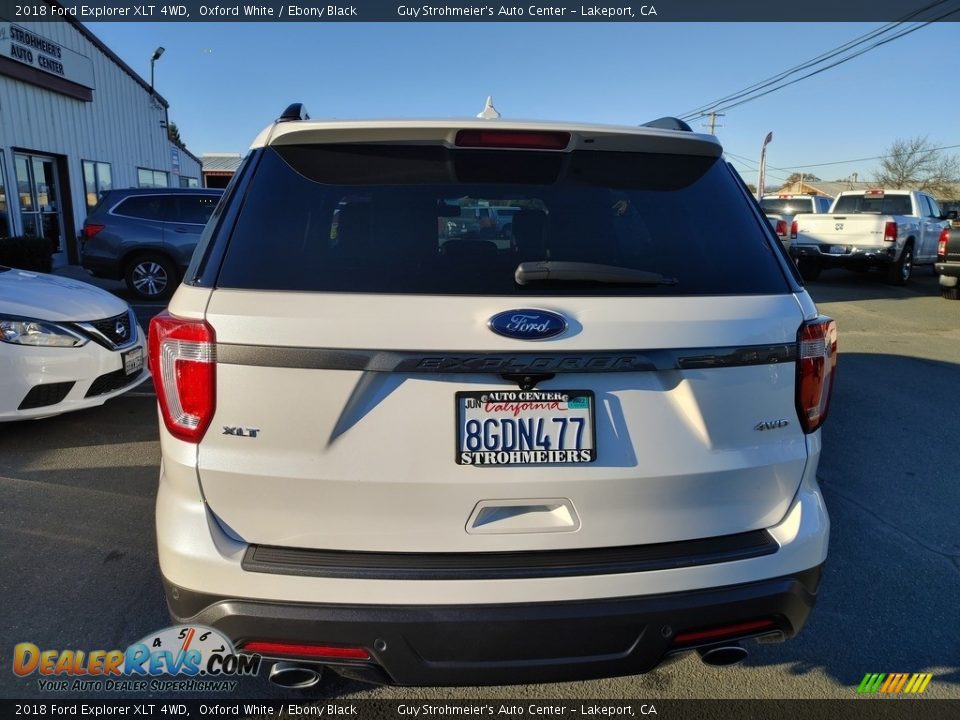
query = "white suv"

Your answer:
(149, 107), (835, 688)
